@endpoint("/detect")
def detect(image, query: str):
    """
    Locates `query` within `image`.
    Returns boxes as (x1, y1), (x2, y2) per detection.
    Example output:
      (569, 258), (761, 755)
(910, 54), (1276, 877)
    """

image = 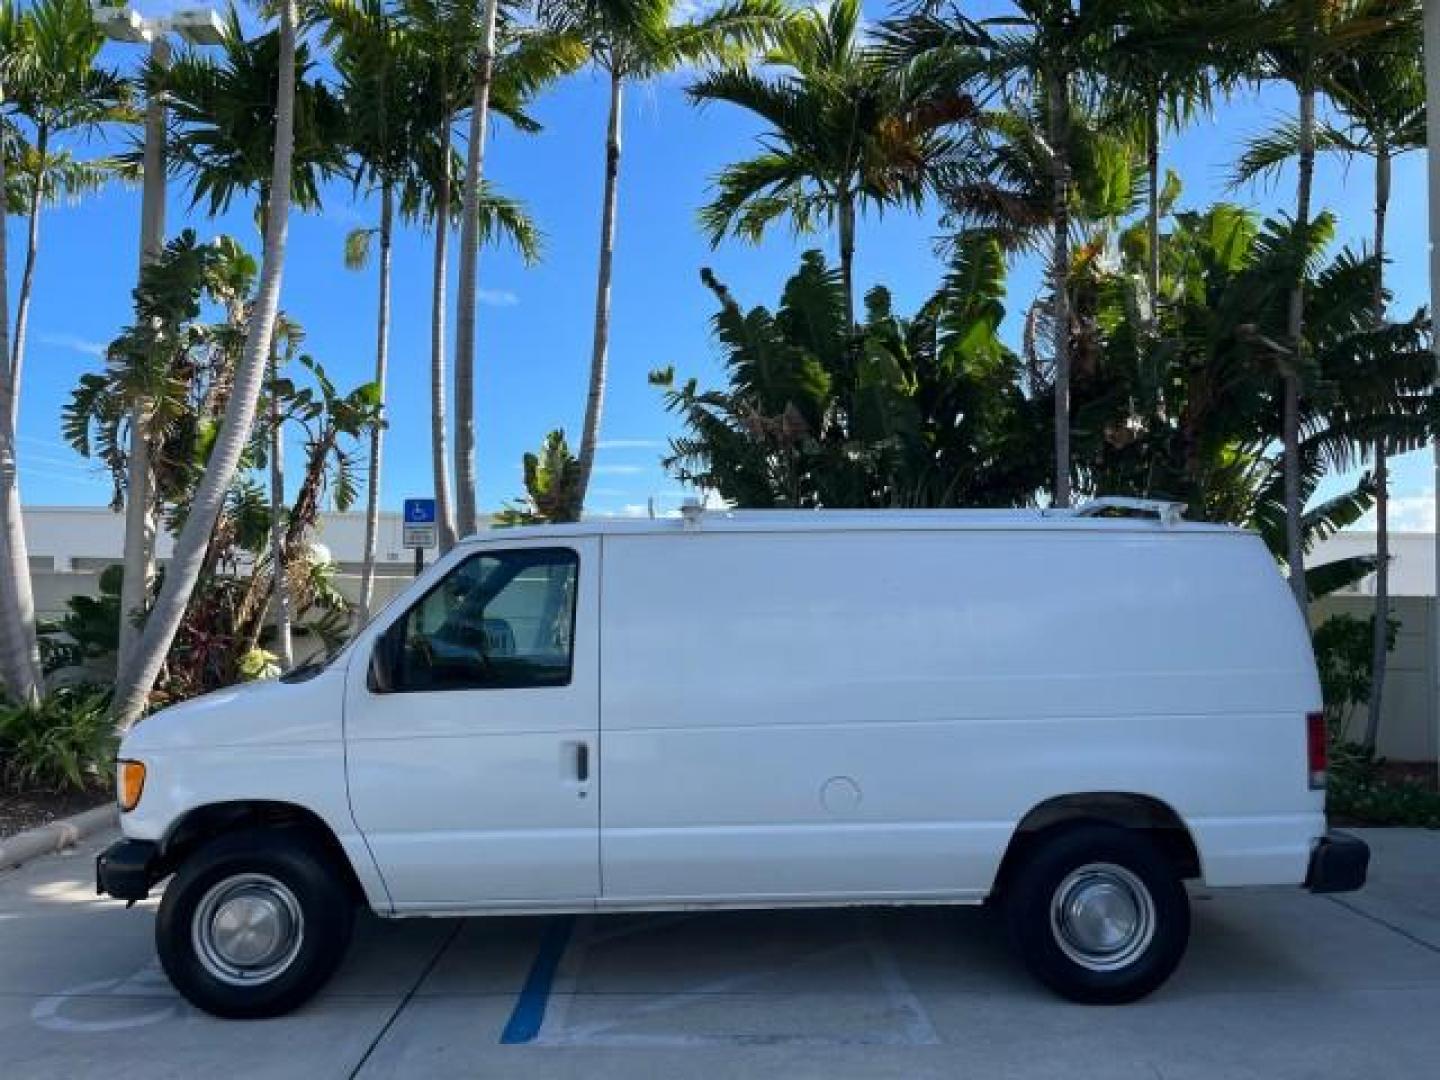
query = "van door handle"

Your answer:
(574, 742), (590, 783)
